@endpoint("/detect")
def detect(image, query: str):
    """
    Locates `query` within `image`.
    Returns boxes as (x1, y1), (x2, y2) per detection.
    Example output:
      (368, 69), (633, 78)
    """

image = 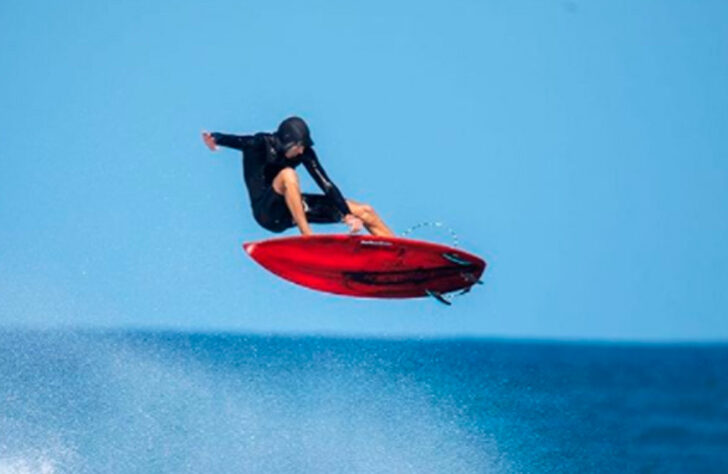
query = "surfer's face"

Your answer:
(284, 144), (305, 159)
